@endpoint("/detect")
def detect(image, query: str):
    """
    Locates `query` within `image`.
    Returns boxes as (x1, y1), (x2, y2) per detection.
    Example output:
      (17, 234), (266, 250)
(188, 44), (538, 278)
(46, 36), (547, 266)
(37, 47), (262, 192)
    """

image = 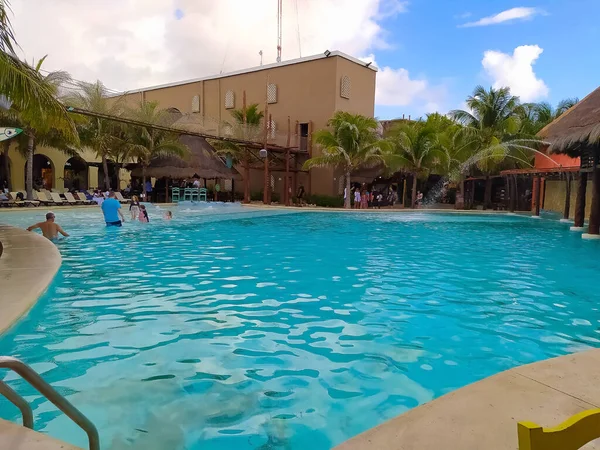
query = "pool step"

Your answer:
(0, 419), (81, 450)
(0, 357), (98, 450)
